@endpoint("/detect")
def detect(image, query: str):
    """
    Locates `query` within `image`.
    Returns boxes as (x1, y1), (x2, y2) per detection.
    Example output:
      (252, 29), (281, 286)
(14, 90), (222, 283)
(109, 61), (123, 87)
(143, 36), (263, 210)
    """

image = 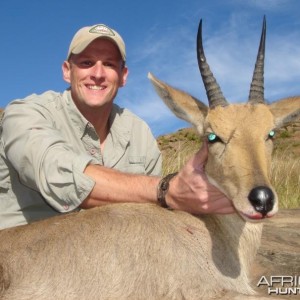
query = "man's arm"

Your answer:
(80, 165), (159, 208)
(81, 142), (235, 214)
